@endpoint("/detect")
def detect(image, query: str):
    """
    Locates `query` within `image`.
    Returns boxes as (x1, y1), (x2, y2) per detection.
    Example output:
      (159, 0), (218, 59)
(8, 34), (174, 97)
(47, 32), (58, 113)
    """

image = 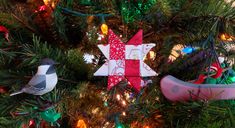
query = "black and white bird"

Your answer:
(10, 58), (58, 96)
